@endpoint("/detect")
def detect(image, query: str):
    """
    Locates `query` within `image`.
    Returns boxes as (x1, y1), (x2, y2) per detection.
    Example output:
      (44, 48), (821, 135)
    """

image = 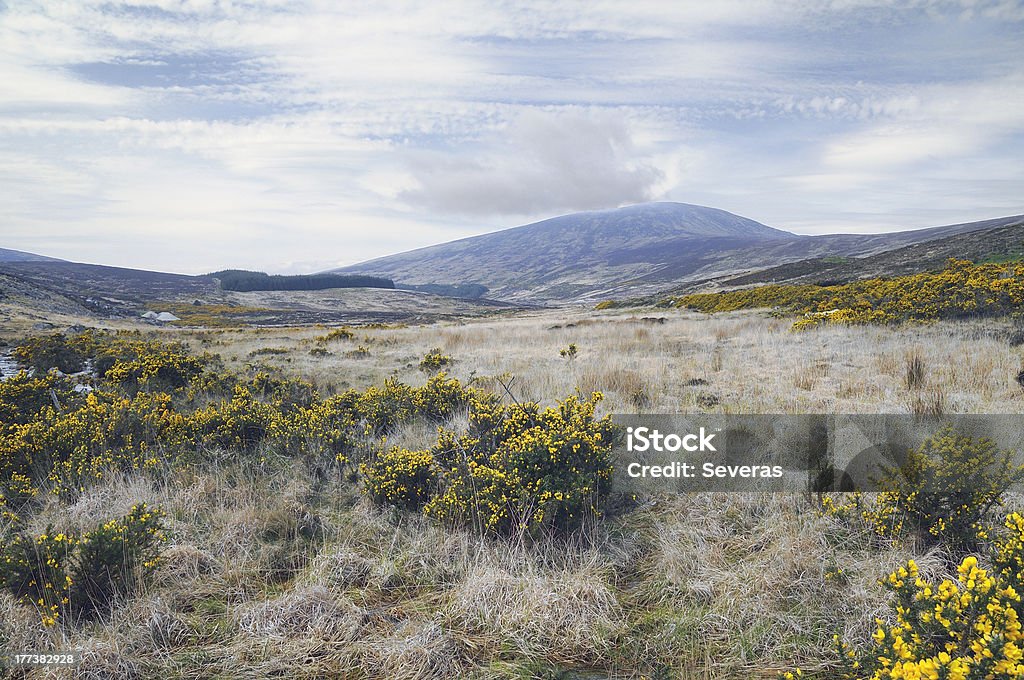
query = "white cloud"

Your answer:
(399, 109), (665, 217)
(0, 0), (1022, 272)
